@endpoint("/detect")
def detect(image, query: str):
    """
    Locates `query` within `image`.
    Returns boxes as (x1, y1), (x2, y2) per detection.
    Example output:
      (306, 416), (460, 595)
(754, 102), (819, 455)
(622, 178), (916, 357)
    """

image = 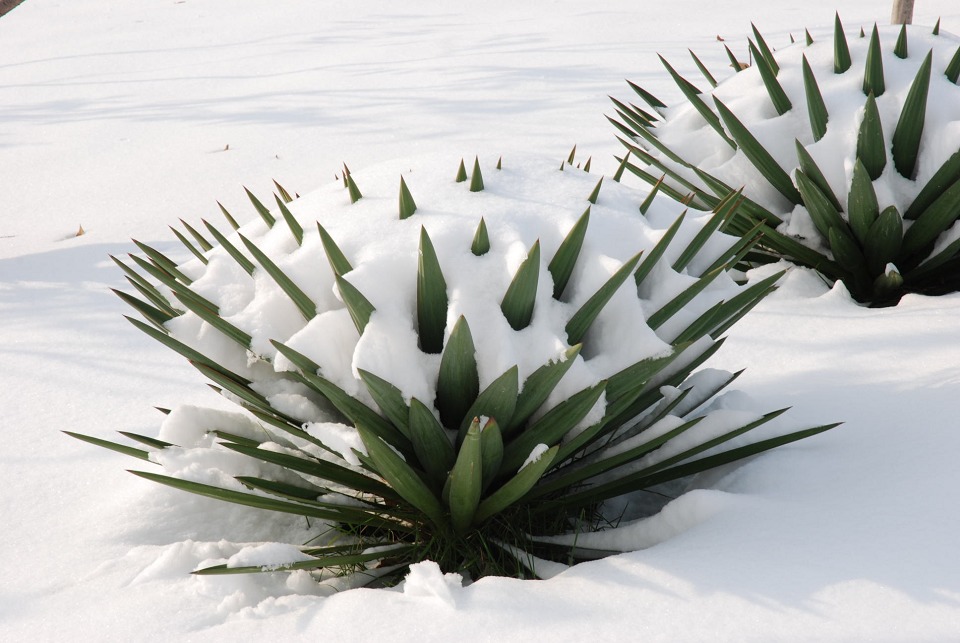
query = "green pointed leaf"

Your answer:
(239, 233), (316, 320)
(548, 207), (589, 300)
(659, 55), (735, 148)
(119, 431), (174, 449)
(690, 166), (782, 225)
(171, 286), (252, 349)
(202, 220), (255, 275)
(856, 93), (886, 181)
(647, 266), (725, 330)
(750, 40), (791, 115)
(604, 348), (682, 410)
(448, 419), (482, 533)
(436, 316), (479, 429)
(675, 270), (783, 344)
(316, 222), (353, 277)
(751, 22), (779, 75)
(496, 156), (502, 170)
(933, 18), (941, 36)
(358, 369), (410, 437)
(566, 251), (643, 345)
(863, 25), (885, 96)
(244, 187), (276, 227)
(511, 345), (582, 432)
(181, 218), (213, 252)
(474, 445), (557, 524)
(586, 177), (602, 204)
(724, 45), (745, 73)
(806, 29), (814, 46)
(273, 179), (294, 203)
(834, 13), (852, 73)
(335, 275), (375, 335)
(471, 217), (490, 256)
(795, 170), (847, 240)
(899, 178), (960, 260)
(847, 160), (880, 244)
(275, 194), (303, 245)
(828, 226), (871, 298)
(865, 206), (904, 276)
(408, 398), (456, 485)
(112, 289), (173, 330)
(417, 227), (448, 354)
(635, 211), (684, 287)
(714, 98), (802, 204)
(689, 49), (717, 87)
(65, 431), (151, 461)
(479, 418), (503, 492)
(132, 240), (192, 285)
(612, 150), (631, 182)
(947, 46), (960, 84)
(626, 80), (666, 111)
(639, 175), (663, 215)
(357, 424), (446, 527)
(500, 240), (540, 331)
(170, 226), (209, 265)
(583, 157), (592, 173)
(906, 151), (960, 220)
(674, 191), (741, 273)
(802, 55), (829, 141)
(892, 51), (932, 180)
(894, 24), (908, 58)
(346, 173), (363, 203)
(469, 157), (484, 192)
(458, 365), (519, 441)
(124, 315), (237, 378)
(455, 159), (468, 182)
(795, 141), (842, 211)
(566, 145), (577, 164)
(398, 176), (417, 219)
(218, 201), (241, 230)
